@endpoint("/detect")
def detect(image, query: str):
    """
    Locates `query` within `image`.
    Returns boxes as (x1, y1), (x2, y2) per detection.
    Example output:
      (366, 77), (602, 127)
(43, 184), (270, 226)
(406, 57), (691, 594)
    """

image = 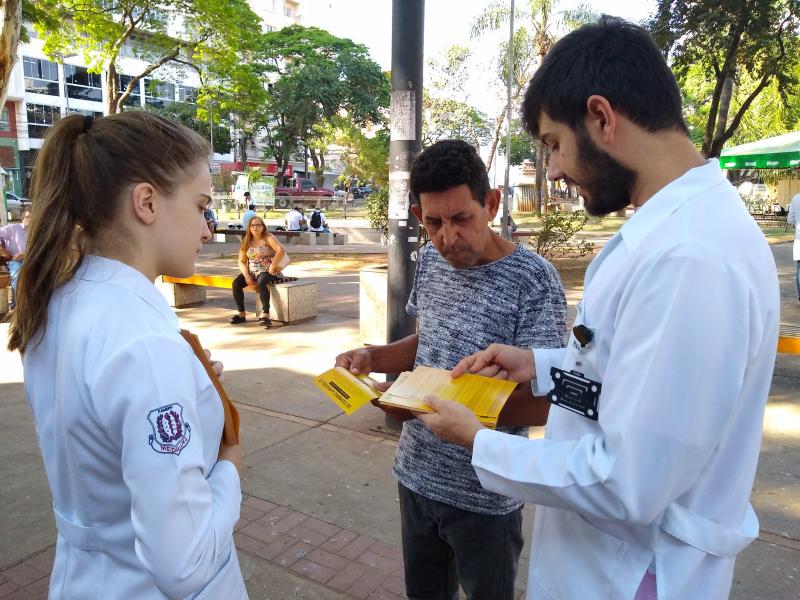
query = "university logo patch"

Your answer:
(147, 403), (191, 455)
